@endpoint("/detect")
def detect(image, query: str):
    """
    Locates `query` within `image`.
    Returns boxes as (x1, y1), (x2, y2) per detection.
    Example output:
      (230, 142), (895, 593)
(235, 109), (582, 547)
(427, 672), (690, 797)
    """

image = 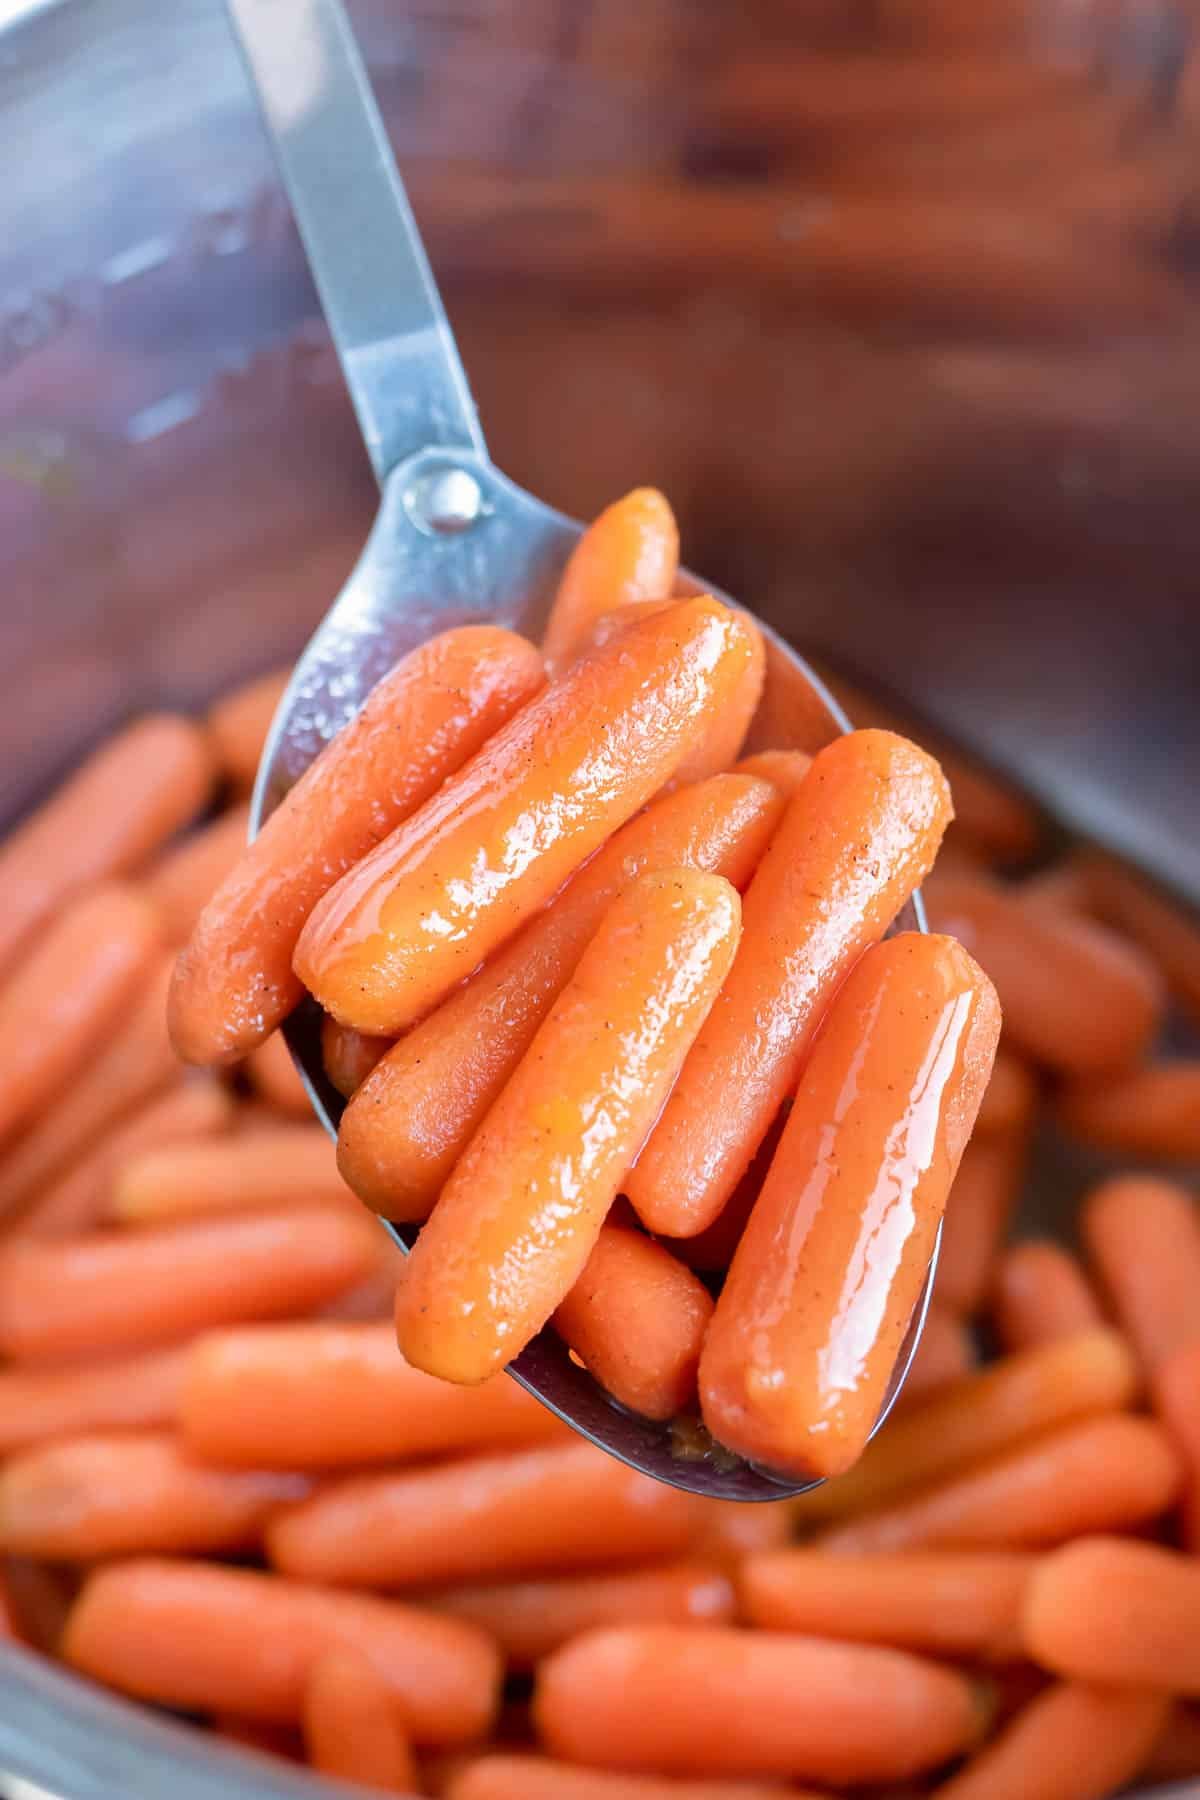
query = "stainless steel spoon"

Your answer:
(228, 0), (933, 1501)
